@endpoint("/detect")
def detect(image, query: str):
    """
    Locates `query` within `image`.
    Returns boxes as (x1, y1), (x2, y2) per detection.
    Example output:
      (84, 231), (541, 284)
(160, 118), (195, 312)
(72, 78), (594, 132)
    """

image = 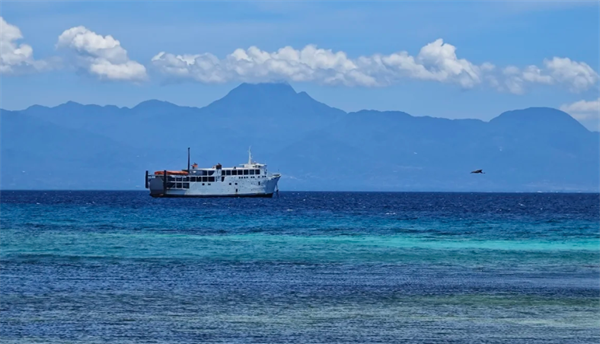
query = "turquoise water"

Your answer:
(1, 191), (599, 343)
